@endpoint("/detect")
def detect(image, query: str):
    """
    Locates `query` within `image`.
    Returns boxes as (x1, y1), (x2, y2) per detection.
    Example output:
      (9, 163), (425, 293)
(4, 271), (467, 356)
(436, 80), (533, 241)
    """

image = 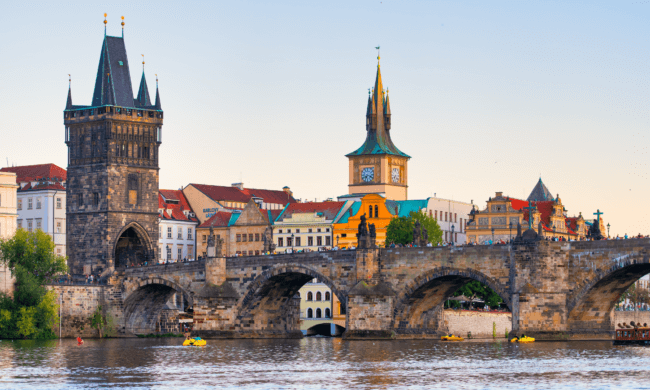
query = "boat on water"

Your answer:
(510, 336), (535, 343)
(441, 334), (464, 341)
(614, 322), (650, 346)
(183, 337), (206, 347)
